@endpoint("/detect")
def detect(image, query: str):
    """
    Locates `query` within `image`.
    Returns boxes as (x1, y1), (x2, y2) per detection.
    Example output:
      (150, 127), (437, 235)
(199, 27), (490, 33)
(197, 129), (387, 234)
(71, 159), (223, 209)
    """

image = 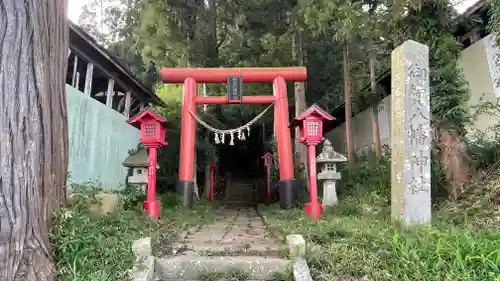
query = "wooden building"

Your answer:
(66, 21), (166, 118)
